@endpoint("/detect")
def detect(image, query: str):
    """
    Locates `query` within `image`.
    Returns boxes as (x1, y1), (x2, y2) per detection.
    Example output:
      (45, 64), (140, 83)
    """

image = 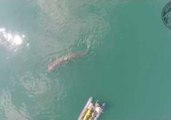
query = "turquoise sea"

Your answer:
(0, 0), (171, 120)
